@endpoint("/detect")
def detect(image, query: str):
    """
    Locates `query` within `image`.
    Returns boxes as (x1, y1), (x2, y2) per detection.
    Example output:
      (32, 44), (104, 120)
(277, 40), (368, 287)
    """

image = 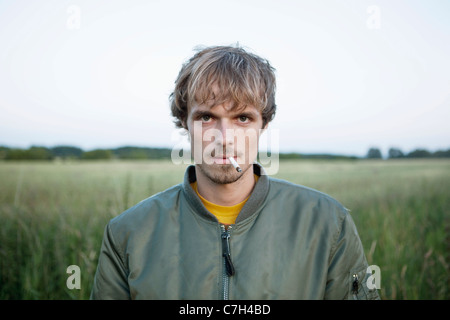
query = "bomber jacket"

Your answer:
(91, 163), (380, 300)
